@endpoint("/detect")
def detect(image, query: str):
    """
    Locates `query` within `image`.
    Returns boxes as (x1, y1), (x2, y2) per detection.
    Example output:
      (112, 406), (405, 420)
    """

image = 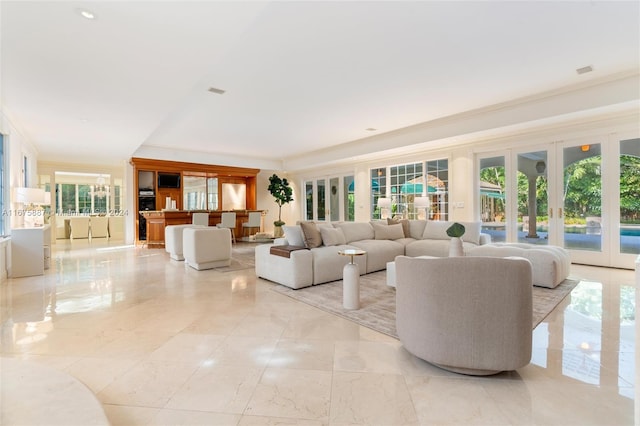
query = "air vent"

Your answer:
(576, 65), (593, 75)
(208, 87), (226, 95)
(365, 128), (377, 132)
